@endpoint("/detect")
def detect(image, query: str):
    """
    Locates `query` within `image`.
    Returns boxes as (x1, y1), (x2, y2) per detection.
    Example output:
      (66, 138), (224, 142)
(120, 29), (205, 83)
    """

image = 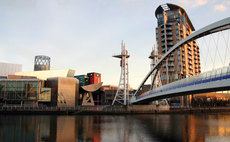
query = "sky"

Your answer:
(0, 0), (230, 89)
